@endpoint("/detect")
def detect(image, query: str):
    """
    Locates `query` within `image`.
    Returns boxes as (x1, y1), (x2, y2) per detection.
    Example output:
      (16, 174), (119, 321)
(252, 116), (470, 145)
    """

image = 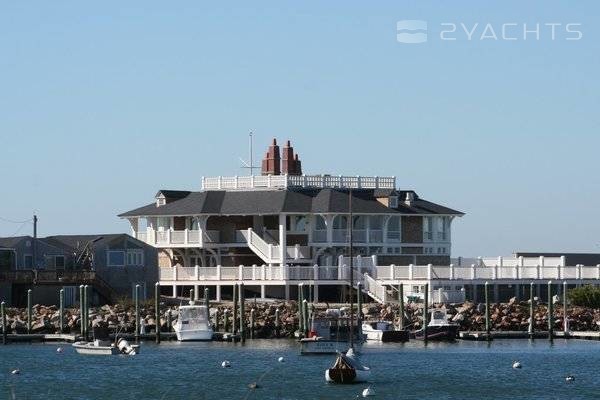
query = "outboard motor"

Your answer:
(117, 338), (137, 355)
